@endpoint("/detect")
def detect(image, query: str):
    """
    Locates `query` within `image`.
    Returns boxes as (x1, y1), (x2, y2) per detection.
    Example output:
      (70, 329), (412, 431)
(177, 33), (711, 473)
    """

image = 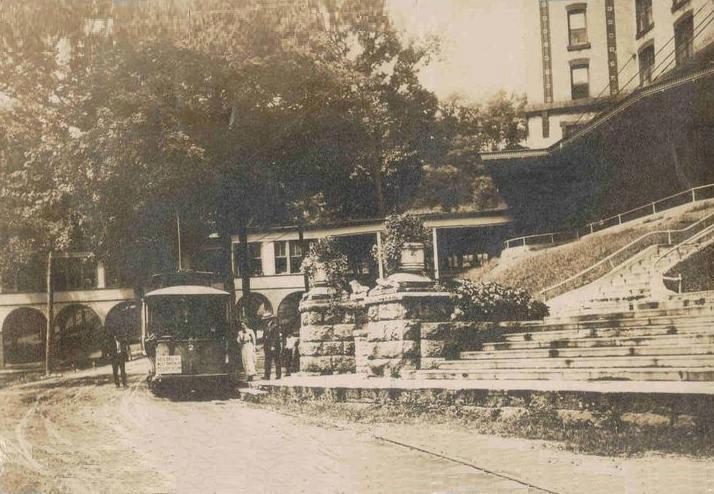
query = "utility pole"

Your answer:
(45, 251), (53, 376)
